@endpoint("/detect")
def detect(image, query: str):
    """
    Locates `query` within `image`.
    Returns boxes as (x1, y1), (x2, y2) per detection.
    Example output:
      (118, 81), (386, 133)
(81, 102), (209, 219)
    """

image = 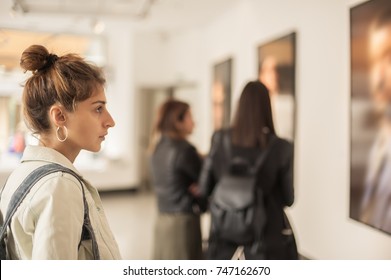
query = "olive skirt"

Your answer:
(153, 212), (203, 260)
